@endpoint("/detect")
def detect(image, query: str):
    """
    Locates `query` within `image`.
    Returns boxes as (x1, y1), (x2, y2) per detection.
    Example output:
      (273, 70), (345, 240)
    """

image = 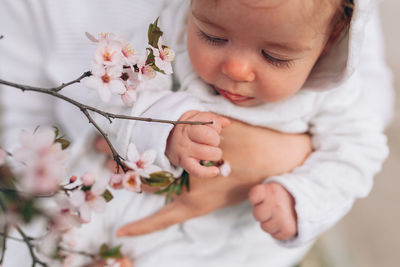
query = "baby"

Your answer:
(127, 0), (389, 247)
